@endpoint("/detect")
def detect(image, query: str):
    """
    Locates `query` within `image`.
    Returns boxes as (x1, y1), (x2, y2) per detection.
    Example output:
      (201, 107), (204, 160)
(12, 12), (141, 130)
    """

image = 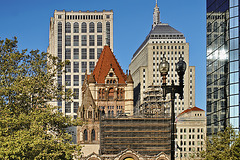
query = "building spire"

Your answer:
(153, 0), (160, 28)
